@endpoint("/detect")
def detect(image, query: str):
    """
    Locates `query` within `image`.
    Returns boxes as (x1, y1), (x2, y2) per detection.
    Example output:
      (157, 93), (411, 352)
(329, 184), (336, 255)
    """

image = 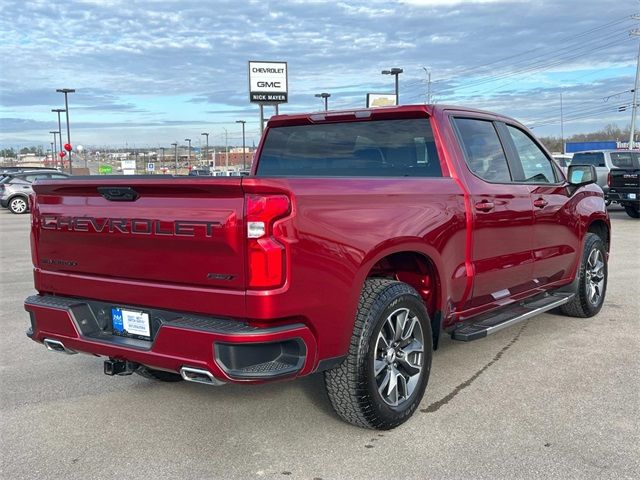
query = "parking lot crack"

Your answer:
(421, 321), (529, 413)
